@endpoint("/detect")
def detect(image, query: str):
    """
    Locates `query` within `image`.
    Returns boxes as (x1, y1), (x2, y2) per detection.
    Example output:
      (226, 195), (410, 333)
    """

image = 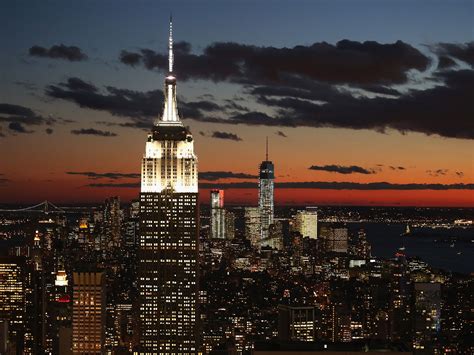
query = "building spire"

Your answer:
(266, 136), (269, 161)
(157, 15), (180, 126)
(168, 14), (173, 73)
